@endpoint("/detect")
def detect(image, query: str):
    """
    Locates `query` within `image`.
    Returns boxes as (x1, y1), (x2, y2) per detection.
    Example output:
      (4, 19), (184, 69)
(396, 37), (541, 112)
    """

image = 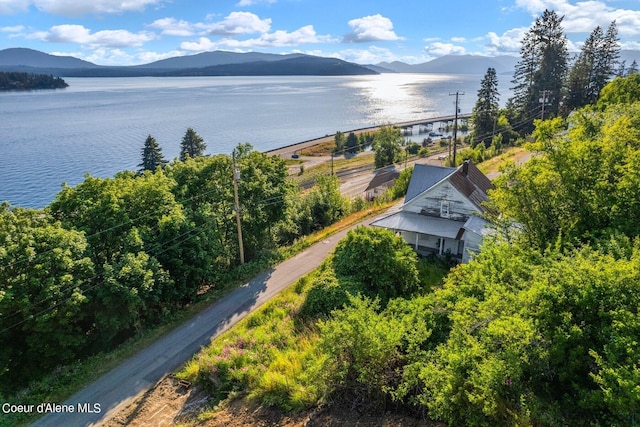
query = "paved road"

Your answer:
(32, 216), (381, 427)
